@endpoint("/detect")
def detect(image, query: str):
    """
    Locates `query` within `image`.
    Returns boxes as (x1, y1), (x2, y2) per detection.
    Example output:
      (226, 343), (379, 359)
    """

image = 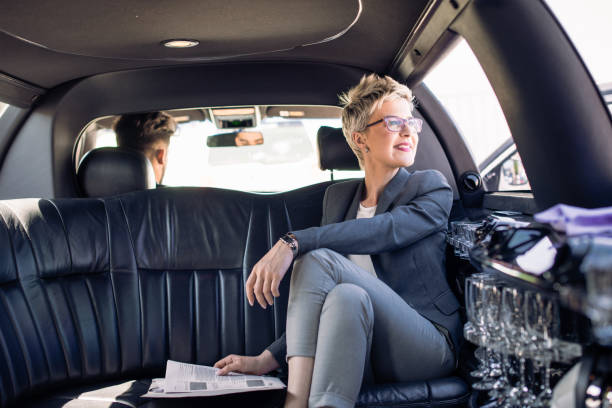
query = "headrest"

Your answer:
(77, 147), (156, 197)
(317, 126), (360, 171)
